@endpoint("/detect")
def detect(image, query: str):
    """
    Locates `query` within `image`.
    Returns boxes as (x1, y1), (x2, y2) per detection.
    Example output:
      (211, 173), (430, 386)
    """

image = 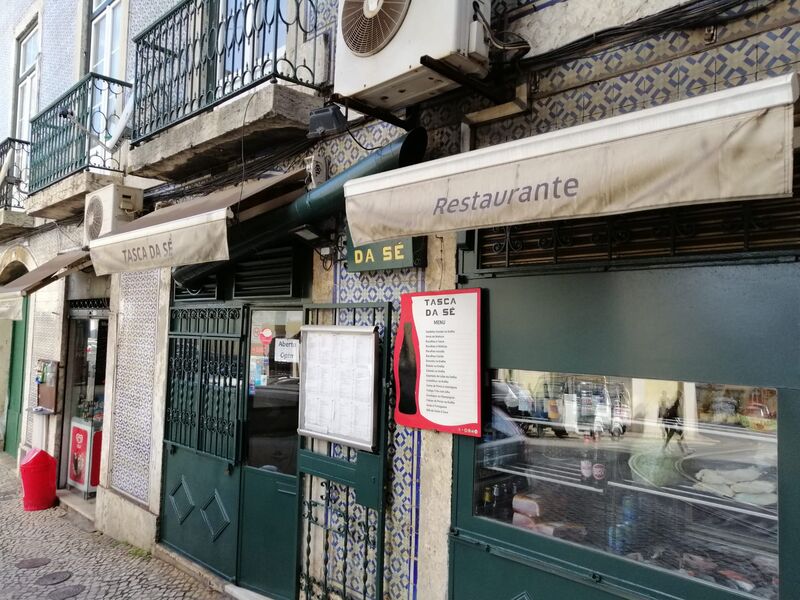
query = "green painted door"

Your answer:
(237, 308), (302, 599)
(160, 304), (249, 580)
(161, 446), (242, 579)
(238, 468), (298, 599)
(4, 297), (28, 456)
